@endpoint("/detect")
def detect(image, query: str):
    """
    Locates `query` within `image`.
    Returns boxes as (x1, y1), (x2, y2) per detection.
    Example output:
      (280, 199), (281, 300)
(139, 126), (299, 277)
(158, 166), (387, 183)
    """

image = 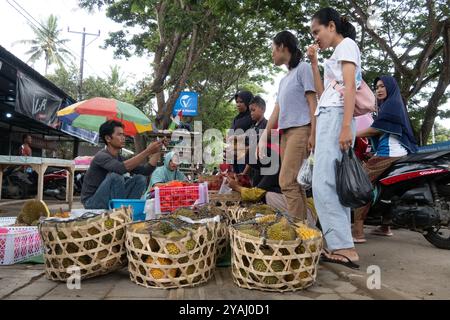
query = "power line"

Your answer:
(68, 27), (100, 100)
(6, 0), (120, 98)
